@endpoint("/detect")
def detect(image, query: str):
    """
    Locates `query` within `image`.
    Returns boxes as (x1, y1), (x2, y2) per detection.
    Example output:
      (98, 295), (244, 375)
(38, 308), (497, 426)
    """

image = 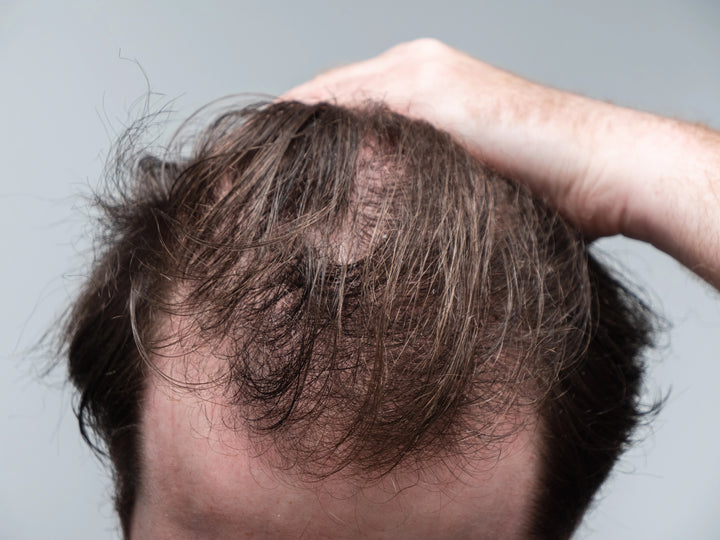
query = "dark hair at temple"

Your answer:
(62, 101), (656, 539)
